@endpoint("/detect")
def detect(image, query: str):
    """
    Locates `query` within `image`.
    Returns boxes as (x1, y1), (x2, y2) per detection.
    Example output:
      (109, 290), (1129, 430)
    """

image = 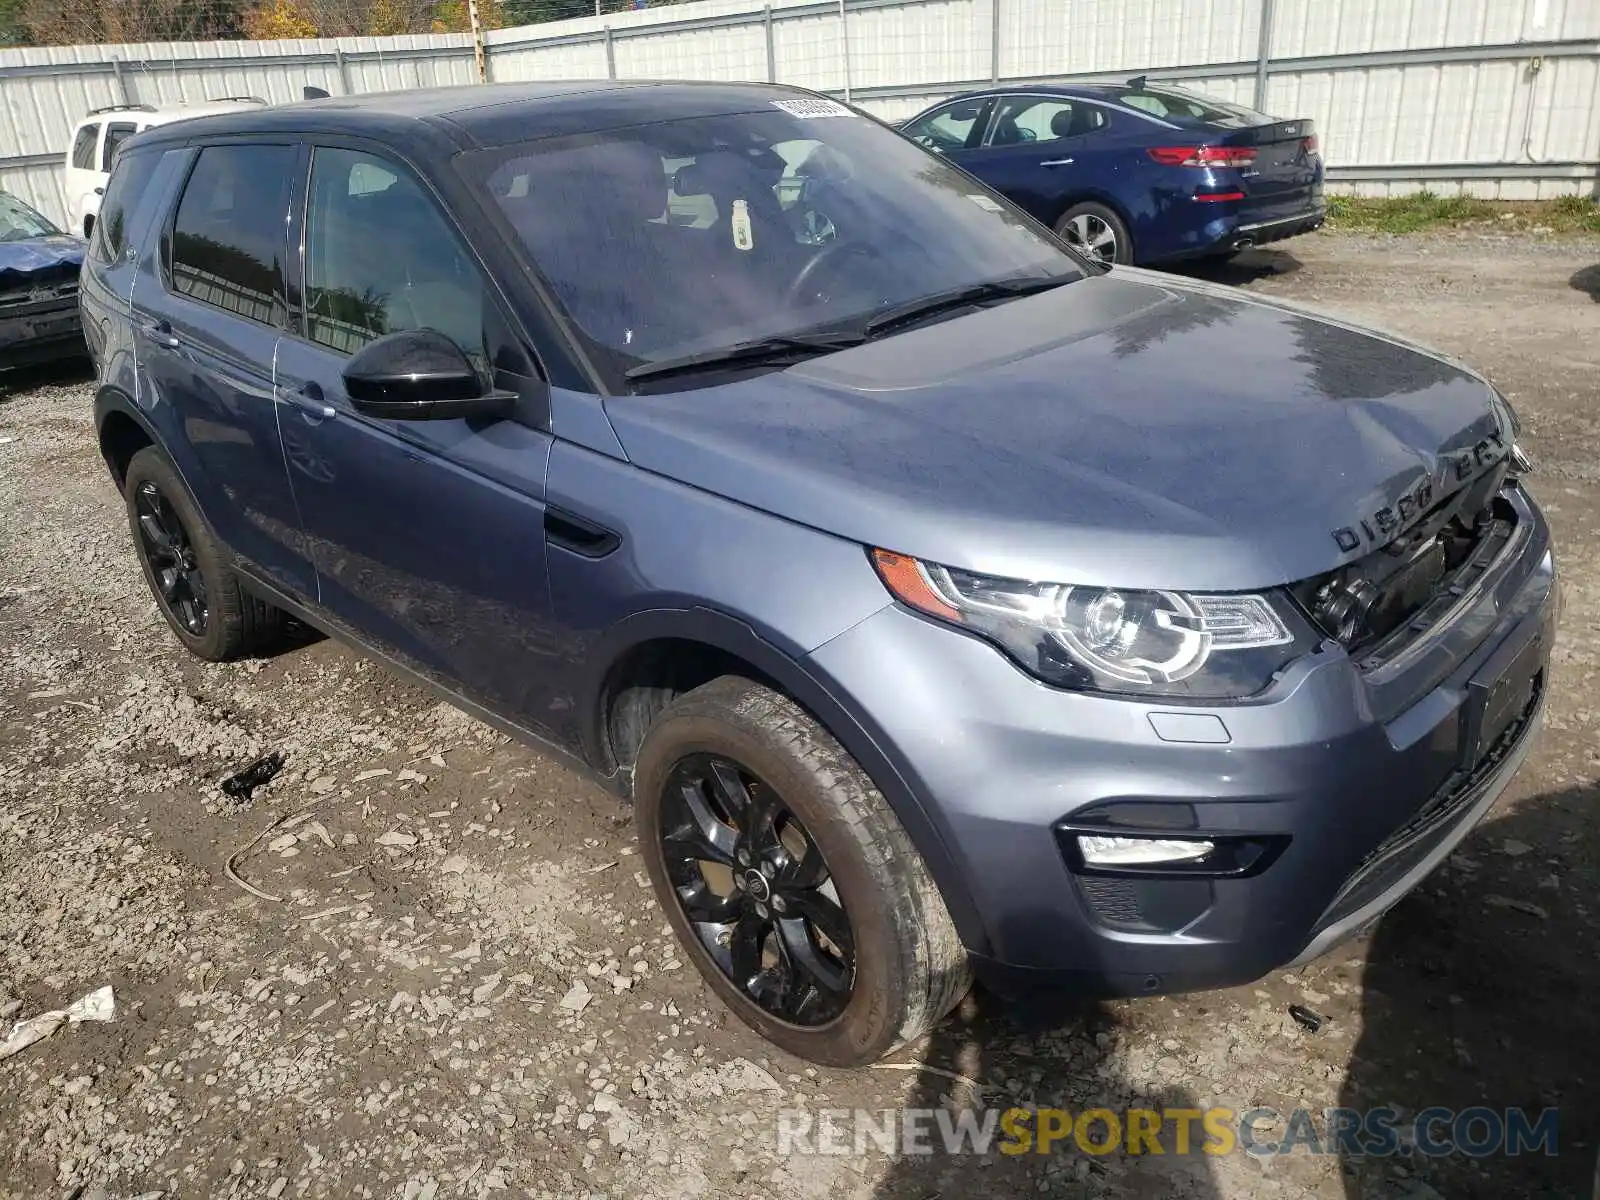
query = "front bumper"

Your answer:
(804, 487), (1556, 999)
(0, 297), (84, 367)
